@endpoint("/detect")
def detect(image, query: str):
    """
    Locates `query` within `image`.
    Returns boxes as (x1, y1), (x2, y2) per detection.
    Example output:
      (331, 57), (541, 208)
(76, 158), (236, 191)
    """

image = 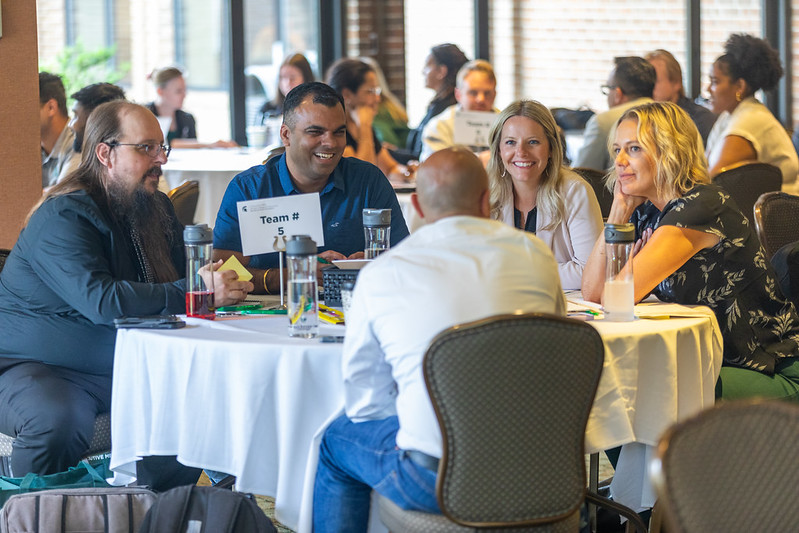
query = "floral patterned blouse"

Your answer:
(631, 184), (799, 375)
